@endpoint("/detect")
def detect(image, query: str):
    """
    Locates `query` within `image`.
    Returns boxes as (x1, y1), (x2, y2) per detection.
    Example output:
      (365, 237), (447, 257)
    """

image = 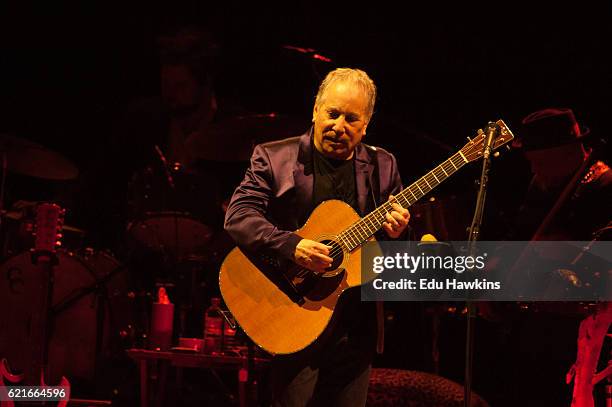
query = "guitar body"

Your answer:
(219, 200), (376, 355)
